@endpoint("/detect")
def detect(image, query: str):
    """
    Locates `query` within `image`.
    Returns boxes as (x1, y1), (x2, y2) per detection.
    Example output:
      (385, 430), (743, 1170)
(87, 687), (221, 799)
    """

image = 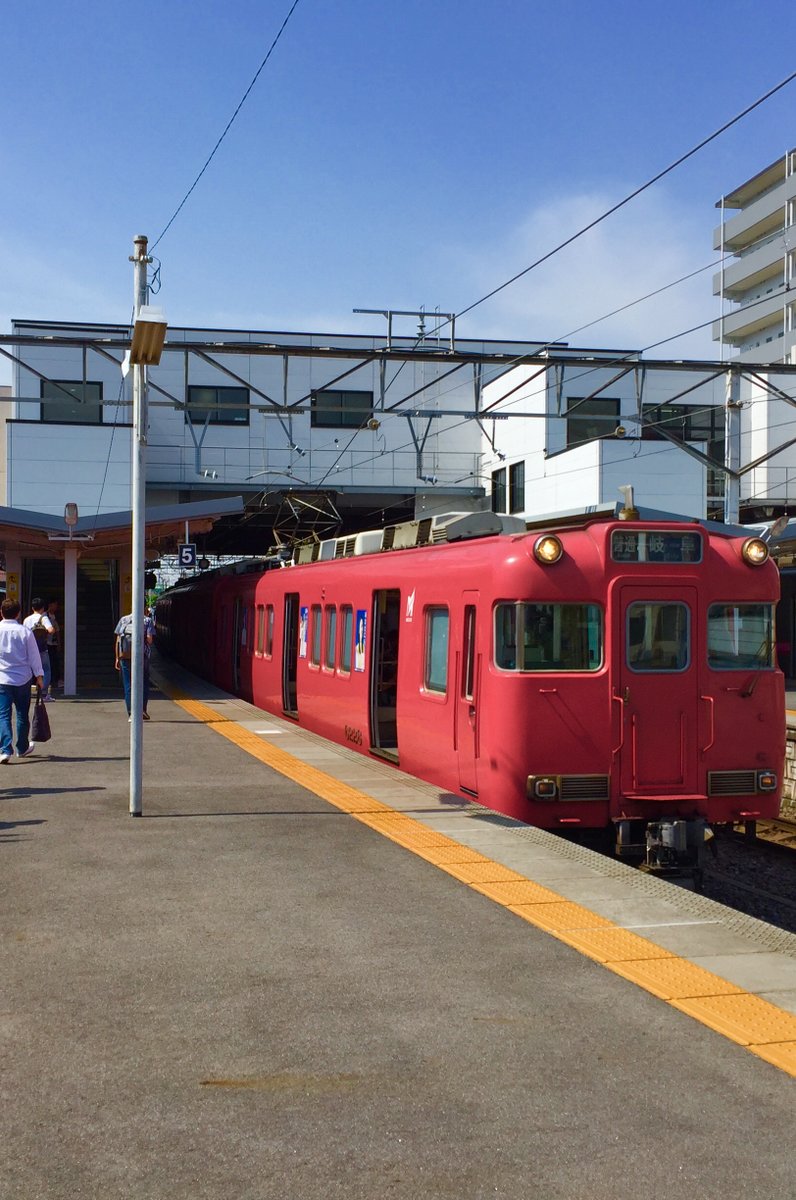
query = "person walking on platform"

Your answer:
(45, 598), (62, 697)
(23, 598), (54, 700)
(114, 608), (155, 720)
(0, 598), (44, 762)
